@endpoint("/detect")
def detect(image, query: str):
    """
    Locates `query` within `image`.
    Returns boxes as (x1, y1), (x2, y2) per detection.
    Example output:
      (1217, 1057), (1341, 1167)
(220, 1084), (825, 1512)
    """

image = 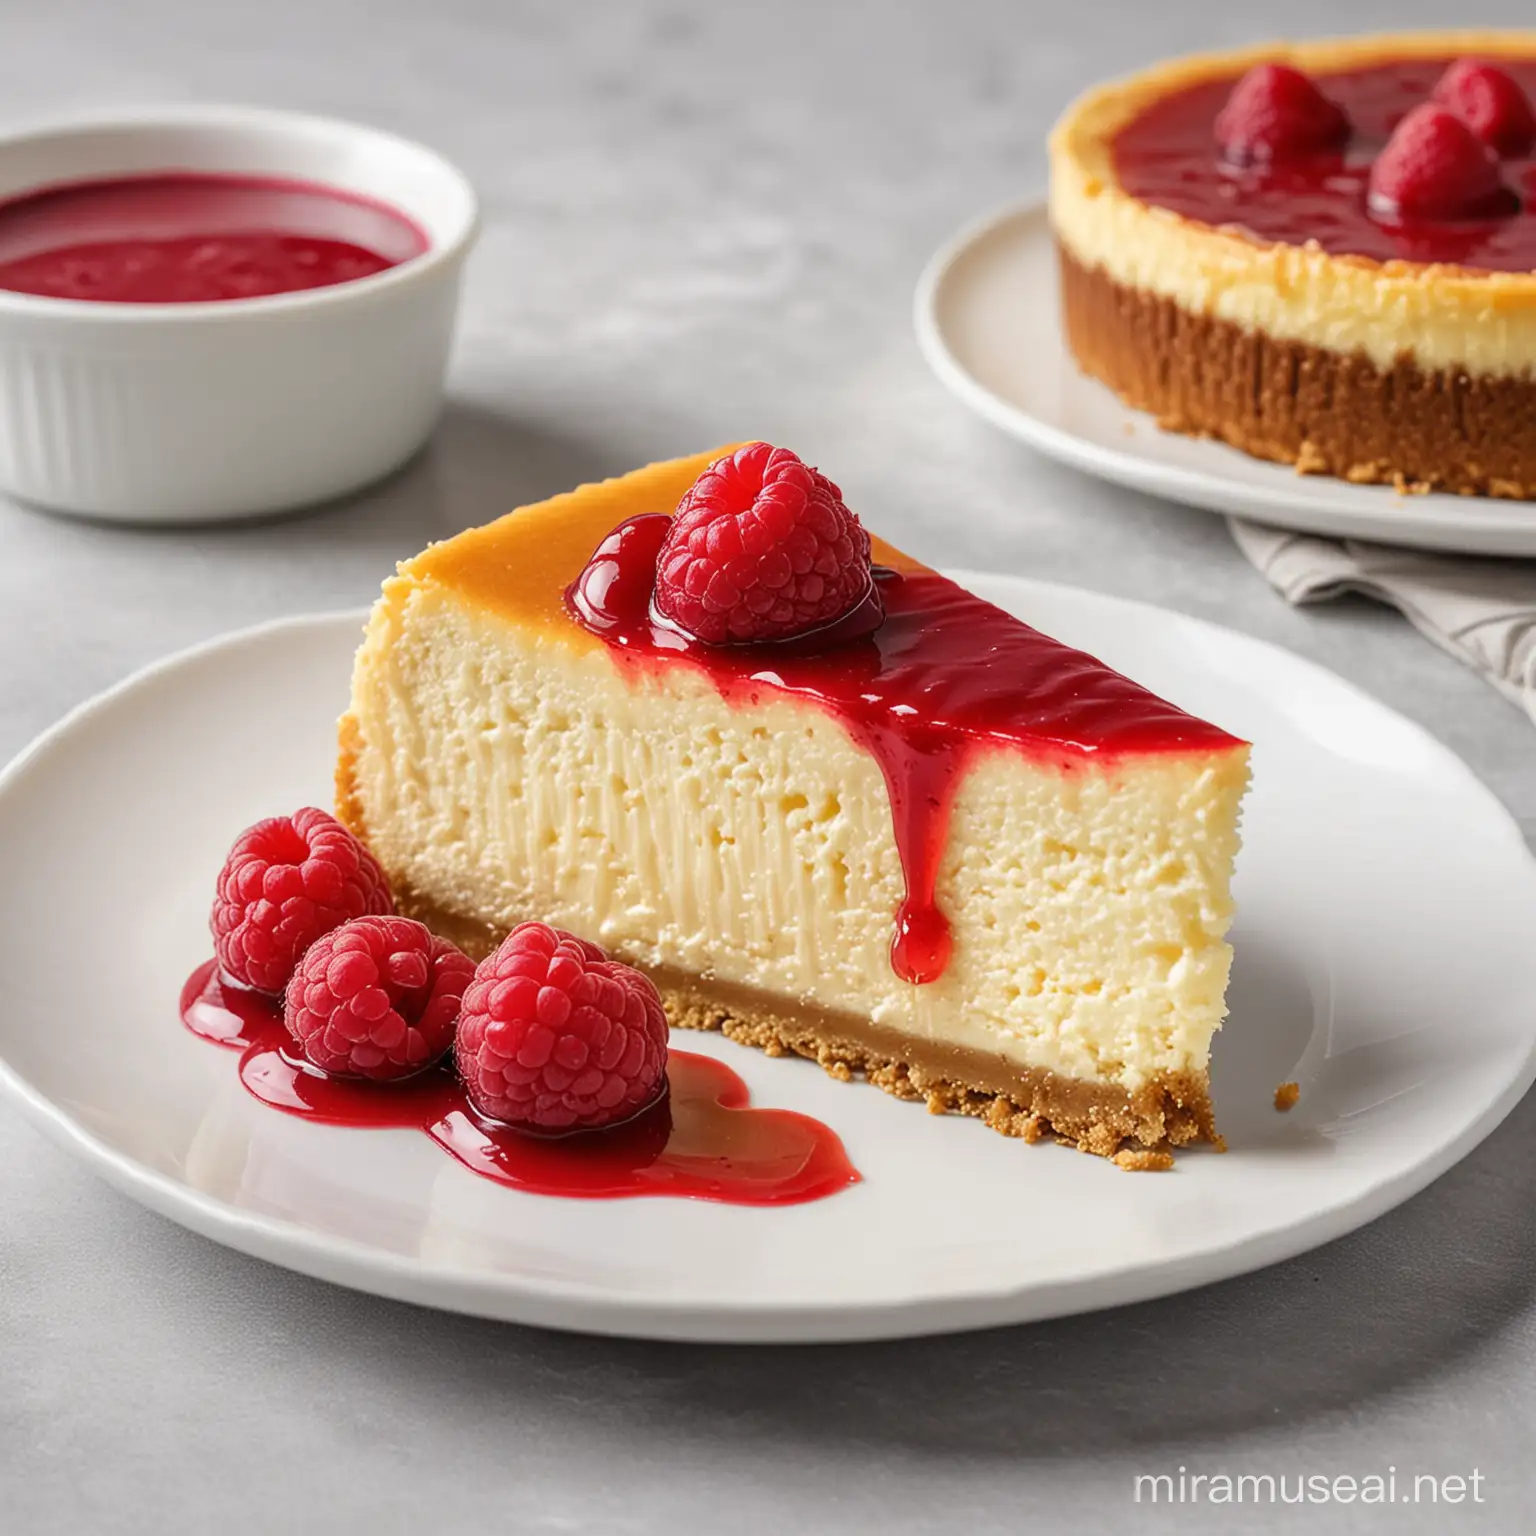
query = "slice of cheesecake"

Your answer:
(337, 448), (1249, 1161)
